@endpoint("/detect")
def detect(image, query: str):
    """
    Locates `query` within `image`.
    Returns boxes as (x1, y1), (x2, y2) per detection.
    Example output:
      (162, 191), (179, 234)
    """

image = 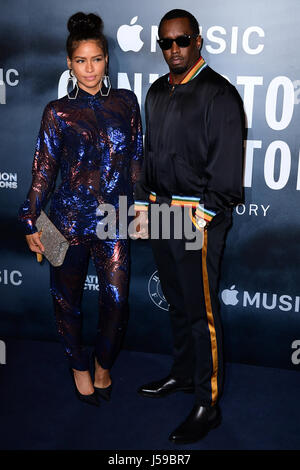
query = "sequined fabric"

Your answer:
(18, 86), (143, 371)
(19, 87), (143, 244)
(50, 239), (129, 370)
